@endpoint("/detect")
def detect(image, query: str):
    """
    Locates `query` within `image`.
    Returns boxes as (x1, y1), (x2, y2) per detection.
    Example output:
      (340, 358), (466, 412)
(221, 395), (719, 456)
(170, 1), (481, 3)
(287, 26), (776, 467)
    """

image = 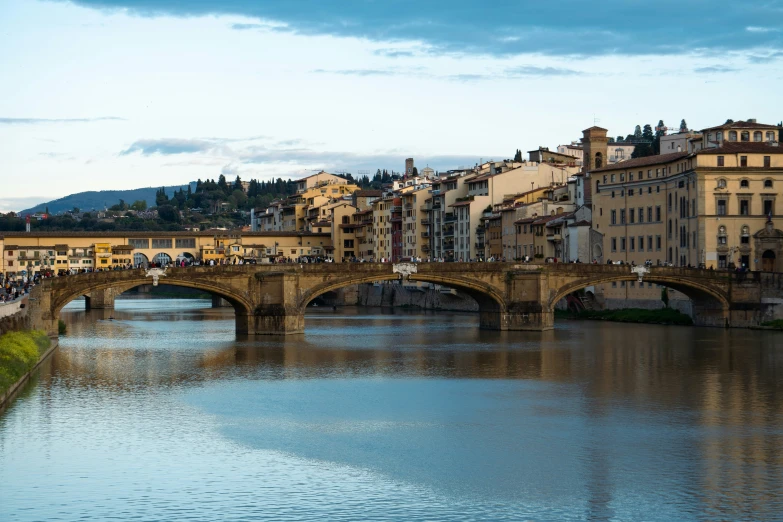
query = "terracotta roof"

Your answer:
(532, 215), (561, 225)
(568, 220), (592, 227)
(696, 142), (783, 155)
(591, 151), (689, 172)
(701, 120), (780, 132)
(449, 200), (474, 207)
(513, 217), (536, 225)
(354, 189), (383, 197)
